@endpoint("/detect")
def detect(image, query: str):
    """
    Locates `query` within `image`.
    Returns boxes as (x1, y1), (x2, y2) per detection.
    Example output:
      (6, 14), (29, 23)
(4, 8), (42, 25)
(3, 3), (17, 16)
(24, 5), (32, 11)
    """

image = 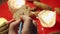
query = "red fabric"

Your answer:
(40, 0), (60, 9)
(0, 0), (60, 34)
(0, 2), (13, 21)
(26, 1), (35, 9)
(33, 14), (60, 34)
(26, 0), (60, 10)
(26, 0), (60, 34)
(25, 0), (42, 11)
